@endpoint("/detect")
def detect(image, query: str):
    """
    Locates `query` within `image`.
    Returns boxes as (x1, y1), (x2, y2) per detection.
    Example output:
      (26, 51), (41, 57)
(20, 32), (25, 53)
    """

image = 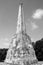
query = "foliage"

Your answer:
(0, 48), (8, 62)
(34, 38), (43, 61)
